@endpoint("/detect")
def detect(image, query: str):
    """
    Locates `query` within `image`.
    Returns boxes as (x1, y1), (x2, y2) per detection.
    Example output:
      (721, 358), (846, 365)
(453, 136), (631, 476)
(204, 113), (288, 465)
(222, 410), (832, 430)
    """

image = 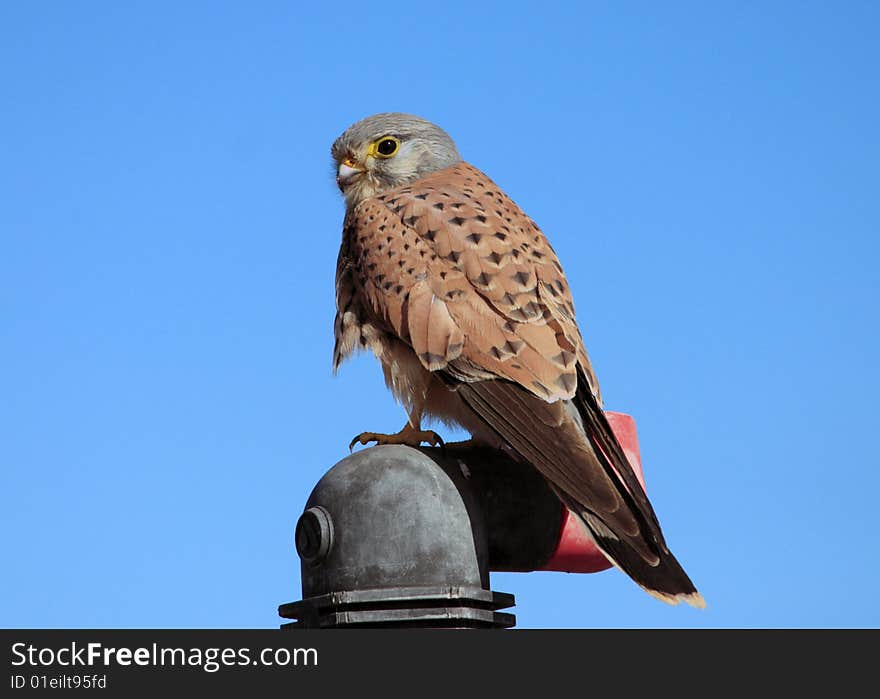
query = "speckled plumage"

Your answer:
(330, 113), (704, 608)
